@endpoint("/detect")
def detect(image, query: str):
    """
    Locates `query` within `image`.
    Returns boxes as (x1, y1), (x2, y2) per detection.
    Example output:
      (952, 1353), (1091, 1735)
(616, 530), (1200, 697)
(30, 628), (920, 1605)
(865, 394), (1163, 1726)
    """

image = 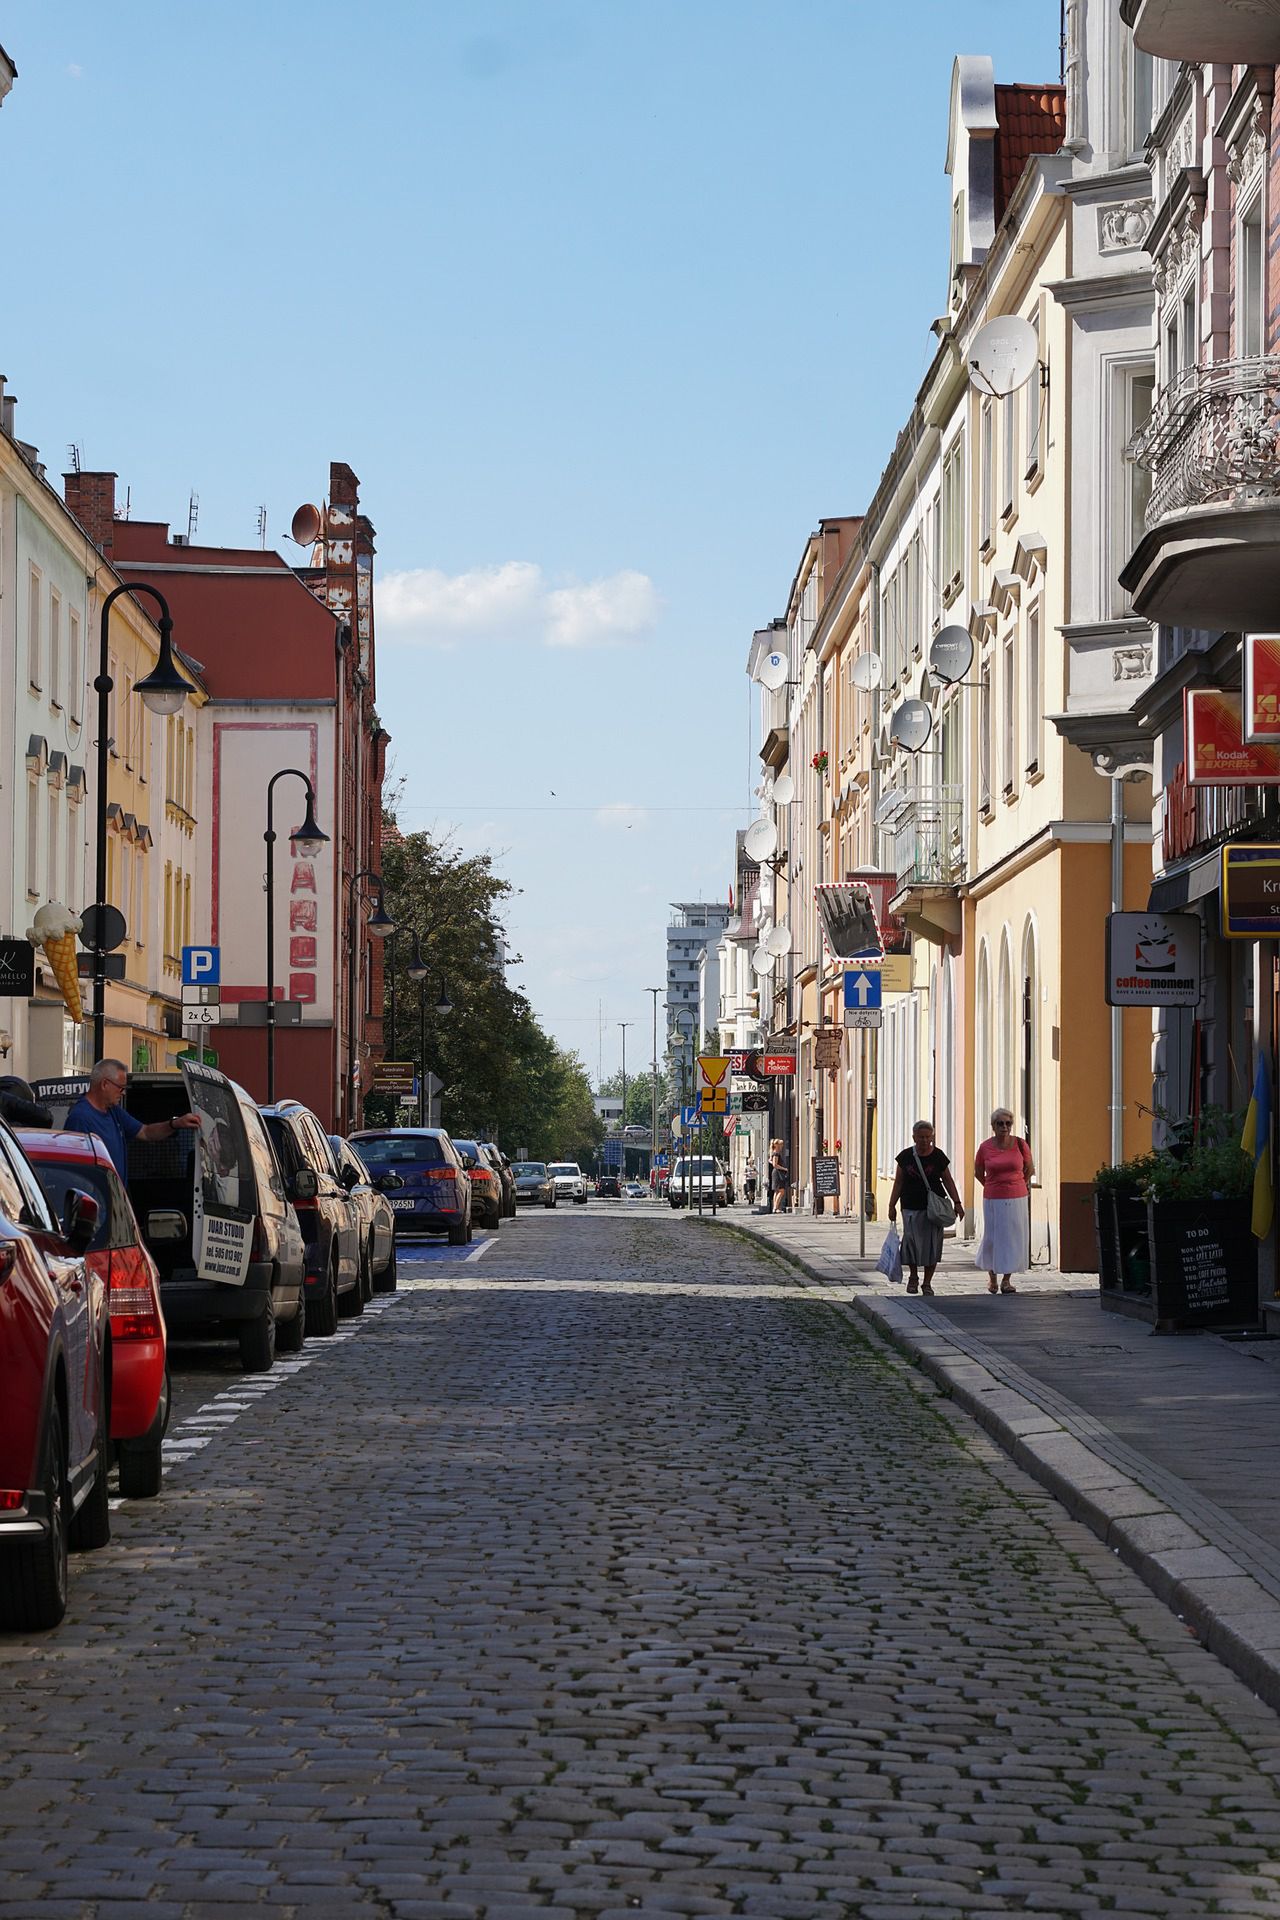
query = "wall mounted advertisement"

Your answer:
(1222, 844), (1280, 940)
(1185, 689), (1280, 786)
(814, 881), (882, 962)
(1104, 913), (1200, 1006)
(1244, 635), (1280, 744)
